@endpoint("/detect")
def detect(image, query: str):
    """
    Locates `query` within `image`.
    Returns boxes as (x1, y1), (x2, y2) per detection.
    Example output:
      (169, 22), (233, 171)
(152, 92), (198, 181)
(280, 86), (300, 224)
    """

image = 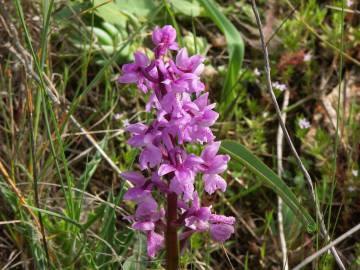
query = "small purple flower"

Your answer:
(152, 25), (178, 57)
(184, 192), (211, 231)
(121, 171), (152, 202)
(303, 52), (312, 62)
(133, 197), (165, 258)
(134, 195), (158, 220)
(118, 51), (151, 93)
(139, 144), (162, 170)
(126, 123), (162, 169)
(208, 214), (235, 242)
(121, 171), (146, 186)
(192, 93), (219, 127)
(199, 142), (230, 194)
(298, 118), (311, 129)
(162, 72), (200, 94)
(175, 48), (205, 76)
(163, 93), (217, 144)
(158, 148), (202, 201)
(124, 186), (152, 202)
(182, 193), (235, 242)
(147, 231), (165, 258)
(272, 81), (287, 92)
(126, 123), (148, 147)
(203, 174), (227, 194)
(209, 223), (235, 242)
